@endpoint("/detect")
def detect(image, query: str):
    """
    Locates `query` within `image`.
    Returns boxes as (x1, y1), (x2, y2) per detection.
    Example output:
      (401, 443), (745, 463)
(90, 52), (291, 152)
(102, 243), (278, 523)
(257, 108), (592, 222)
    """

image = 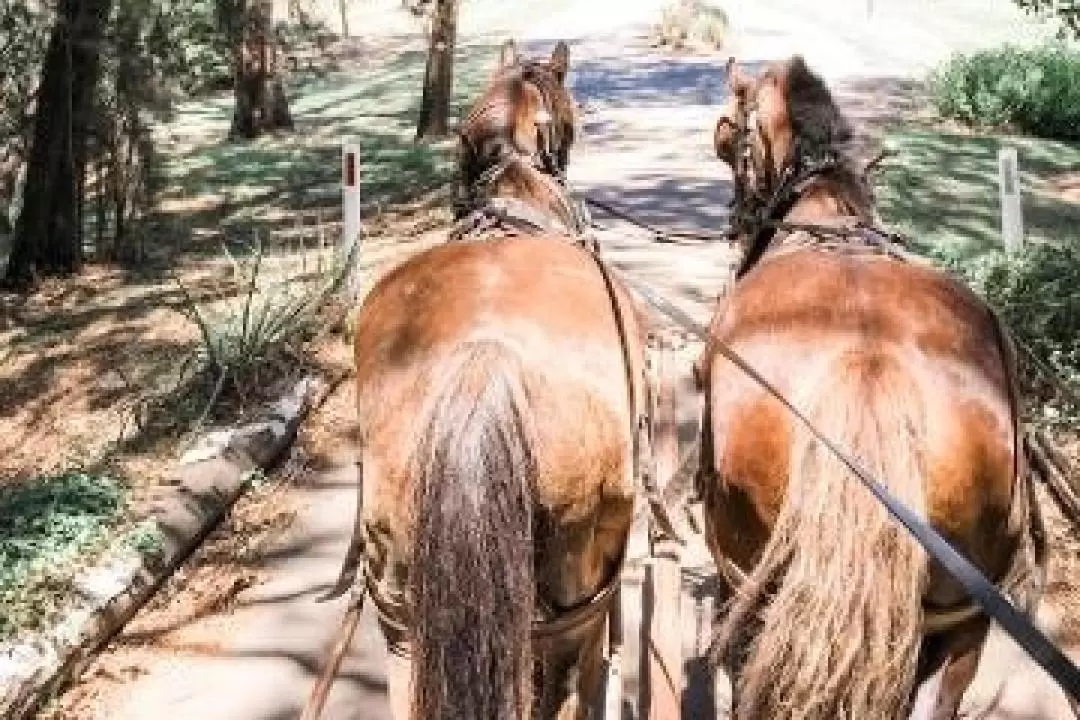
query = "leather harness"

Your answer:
(697, 93), (1080, 696)
(360, 88), (657, 654)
